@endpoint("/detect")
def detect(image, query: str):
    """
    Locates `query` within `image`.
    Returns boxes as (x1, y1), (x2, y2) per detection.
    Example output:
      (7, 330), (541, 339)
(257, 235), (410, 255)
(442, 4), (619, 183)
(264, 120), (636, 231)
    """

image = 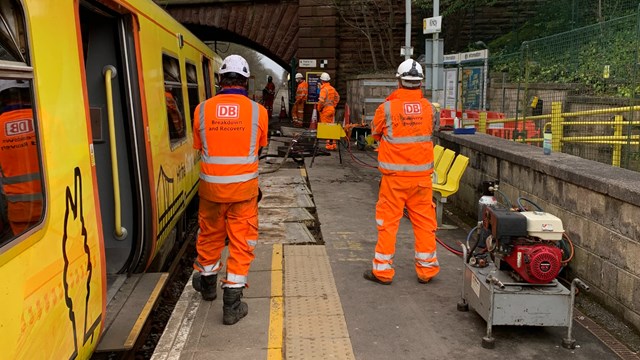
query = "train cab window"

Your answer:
(0, 1), (44, 247)
(185, 62), (199, 127)
(202, 57), (212, 98)
(162, 55), (186, 145)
